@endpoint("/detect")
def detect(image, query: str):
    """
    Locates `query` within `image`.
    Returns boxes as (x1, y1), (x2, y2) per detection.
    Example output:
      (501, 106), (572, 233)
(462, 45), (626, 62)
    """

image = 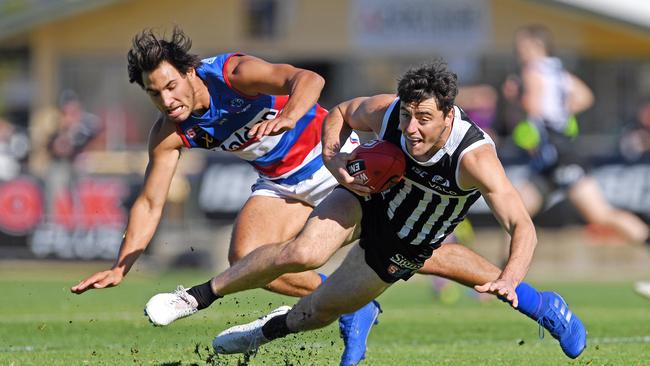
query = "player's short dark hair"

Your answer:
(397, 60), (458, 117)
(517, 24), (554, 56)
(127, 26), (201, 88)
